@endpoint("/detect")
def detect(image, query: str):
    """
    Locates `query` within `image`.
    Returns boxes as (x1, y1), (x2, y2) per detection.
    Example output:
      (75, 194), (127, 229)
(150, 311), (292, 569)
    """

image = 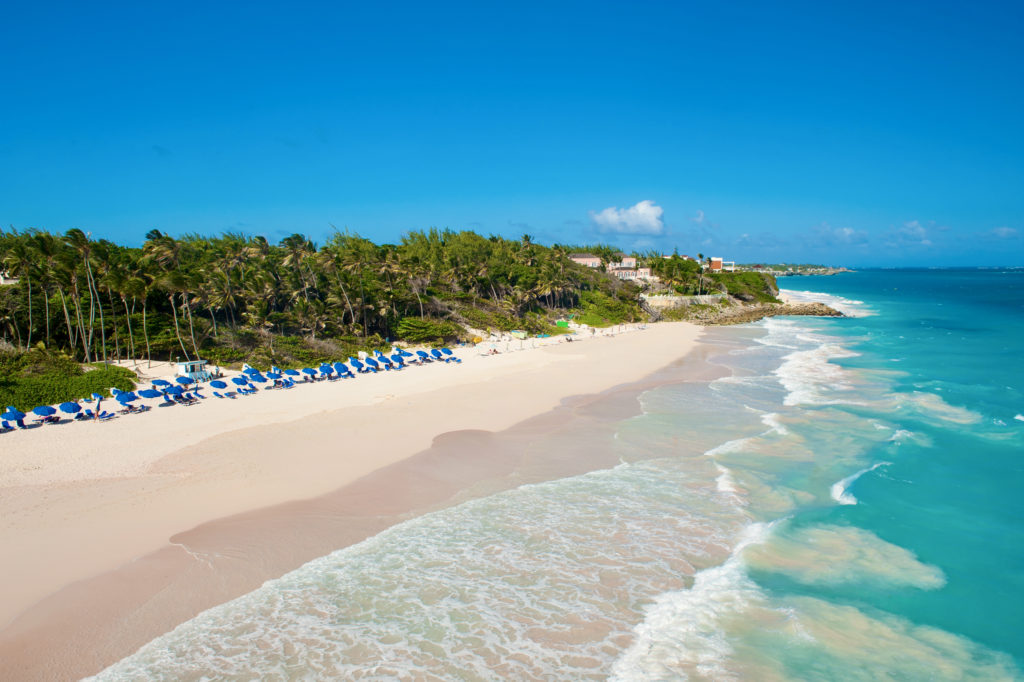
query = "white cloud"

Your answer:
(811, 222), (869, 247)
(885, 220), (933, 248)
(589, 200), (665, 235)
(691, 209), (705, 224)
(988, 226), (1018, 239)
